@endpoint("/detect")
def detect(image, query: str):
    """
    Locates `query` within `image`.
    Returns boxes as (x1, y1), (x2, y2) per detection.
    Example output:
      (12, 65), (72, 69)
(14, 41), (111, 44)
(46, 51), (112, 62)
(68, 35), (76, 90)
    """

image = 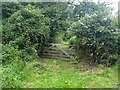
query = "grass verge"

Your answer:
(22, 59), (118, 88)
